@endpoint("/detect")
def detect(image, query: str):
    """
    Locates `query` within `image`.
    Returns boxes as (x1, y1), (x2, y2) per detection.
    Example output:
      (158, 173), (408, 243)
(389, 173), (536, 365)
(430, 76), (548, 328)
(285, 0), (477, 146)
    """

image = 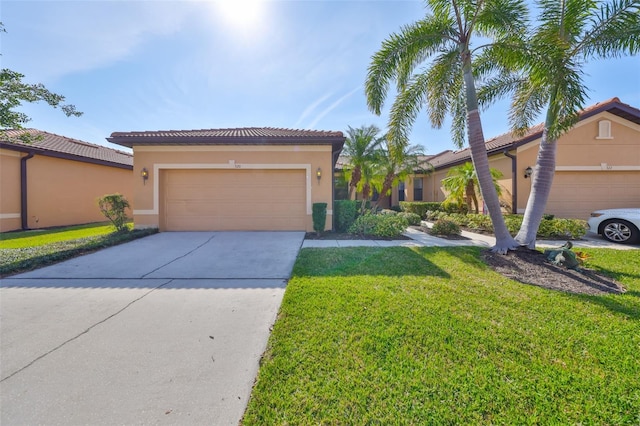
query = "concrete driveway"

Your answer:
(0, 231), (304, 426)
